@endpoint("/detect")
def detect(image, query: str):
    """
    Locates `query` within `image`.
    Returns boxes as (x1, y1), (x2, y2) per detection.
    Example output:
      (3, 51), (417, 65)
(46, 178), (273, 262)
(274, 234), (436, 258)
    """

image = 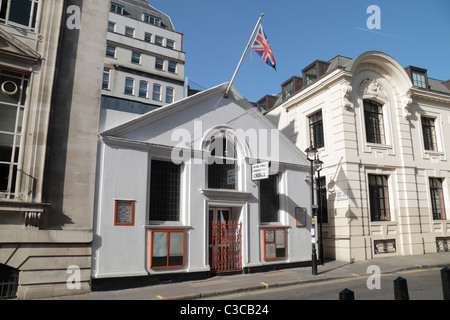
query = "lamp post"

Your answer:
(305, 143), (318, 275)
(314, 156), (324, 265)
